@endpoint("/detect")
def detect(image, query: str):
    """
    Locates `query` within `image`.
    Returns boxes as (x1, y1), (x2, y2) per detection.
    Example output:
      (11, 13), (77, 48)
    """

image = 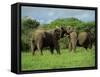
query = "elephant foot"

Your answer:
(51, 53), (54, 55)
(56, 51), (61, 55)
(41, 53), (43, 55)
(32, 52), (35, 56)
(58, 52), (61, 55)
(70, 50), (75, 53)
